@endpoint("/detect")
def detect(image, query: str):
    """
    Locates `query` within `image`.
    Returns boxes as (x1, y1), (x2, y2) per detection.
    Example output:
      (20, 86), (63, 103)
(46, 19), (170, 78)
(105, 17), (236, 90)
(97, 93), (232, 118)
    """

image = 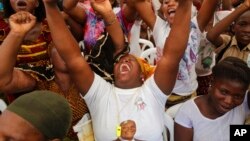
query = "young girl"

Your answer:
(175, 56), (250, 141)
